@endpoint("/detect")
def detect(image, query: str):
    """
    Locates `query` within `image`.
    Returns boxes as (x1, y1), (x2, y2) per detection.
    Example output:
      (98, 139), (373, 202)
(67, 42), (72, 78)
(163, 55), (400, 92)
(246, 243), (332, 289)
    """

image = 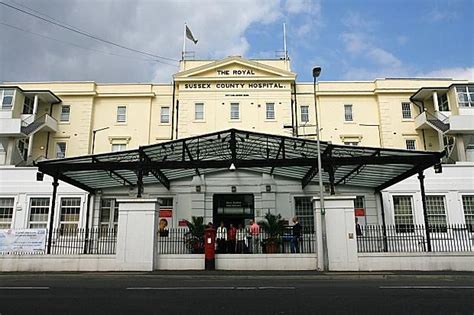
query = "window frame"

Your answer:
(116, 106), (127, 123)
(60, 105), (71, 122)
(230, 102), (240, 120)
(0, 197), (15, 229)
(28, 197), (50, 229)
(462, 195), (474, 232)
(437, 93), (450, 111)
(160, 106), (170, 124)
(344, 104), (353, 122)
(405, 139), (416, 150)
(401, 102), (412, 119)
(194, 102), (204, 121)
(111, 143), (127, 152)
(265, 102), (275, 120)
(99, 198), (119, 231)
(23, 96), (34, 114)
(456, 85), (474, 108)
(393, 195), (415, 233)
(59, 197), (81, 230)
(294, 196), (314, 233)
(426, 195), (447, 232)
(300, 106), (309, 123)
(56, 142), (67, 159)
(1, 89), (15, 110)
